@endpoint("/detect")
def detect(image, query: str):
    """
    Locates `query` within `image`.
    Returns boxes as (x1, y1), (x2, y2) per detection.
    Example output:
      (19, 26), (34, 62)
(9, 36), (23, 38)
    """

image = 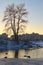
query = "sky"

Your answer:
(0, 0), (43, 35)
